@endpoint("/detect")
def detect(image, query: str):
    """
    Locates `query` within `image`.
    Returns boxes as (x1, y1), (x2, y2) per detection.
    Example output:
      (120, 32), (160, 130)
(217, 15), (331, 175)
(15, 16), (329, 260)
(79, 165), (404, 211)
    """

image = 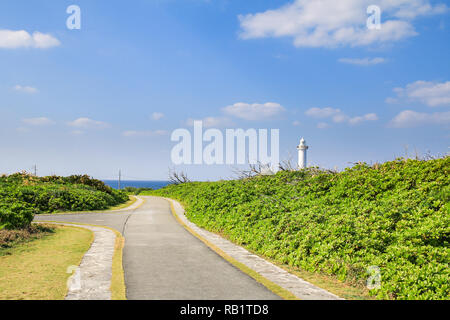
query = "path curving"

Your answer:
(34, 196), (341, 300)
